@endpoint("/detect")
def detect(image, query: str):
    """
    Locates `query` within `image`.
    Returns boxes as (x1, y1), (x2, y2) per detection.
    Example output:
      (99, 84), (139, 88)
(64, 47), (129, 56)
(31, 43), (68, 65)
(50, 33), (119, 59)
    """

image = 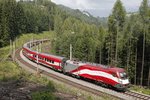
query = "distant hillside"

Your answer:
(57, 5), (107, 26)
